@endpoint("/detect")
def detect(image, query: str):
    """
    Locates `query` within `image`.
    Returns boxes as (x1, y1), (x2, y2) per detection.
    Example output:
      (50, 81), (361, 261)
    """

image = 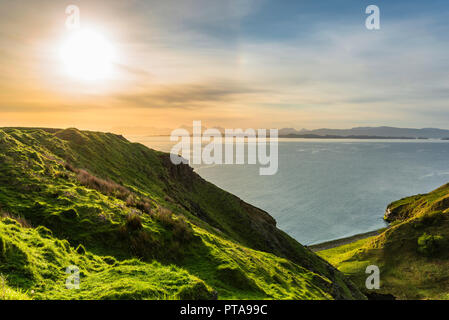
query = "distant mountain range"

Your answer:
(134, 125), (449, 139)
(279, 126), (449, 139)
